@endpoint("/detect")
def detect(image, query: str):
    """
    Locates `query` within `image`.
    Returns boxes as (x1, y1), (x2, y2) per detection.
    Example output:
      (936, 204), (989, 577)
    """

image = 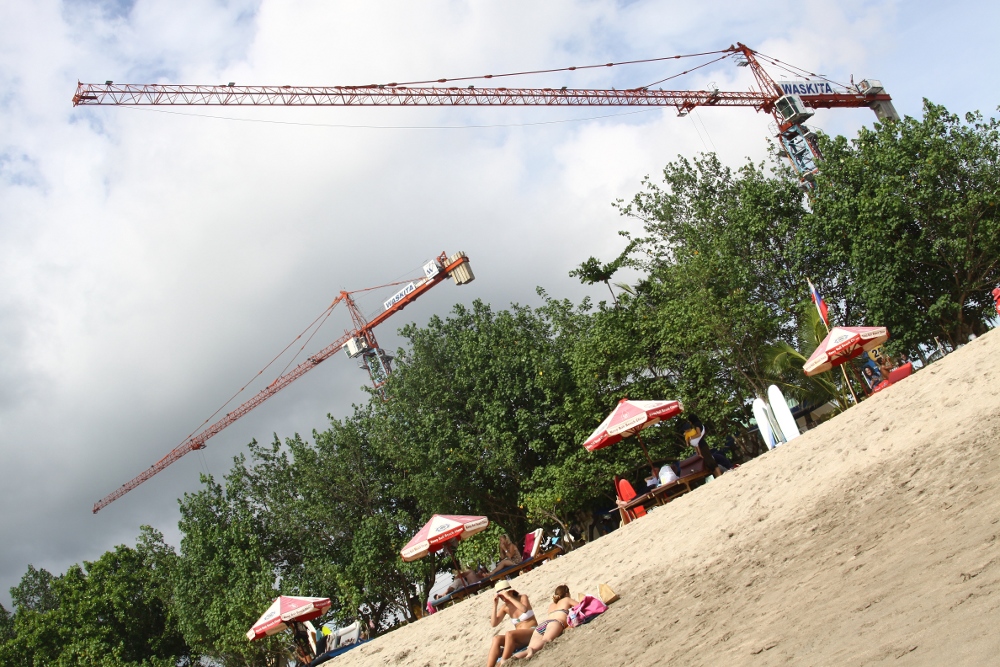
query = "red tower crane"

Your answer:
(92, 251), (474, 513)
(73, 43), (898, 187)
